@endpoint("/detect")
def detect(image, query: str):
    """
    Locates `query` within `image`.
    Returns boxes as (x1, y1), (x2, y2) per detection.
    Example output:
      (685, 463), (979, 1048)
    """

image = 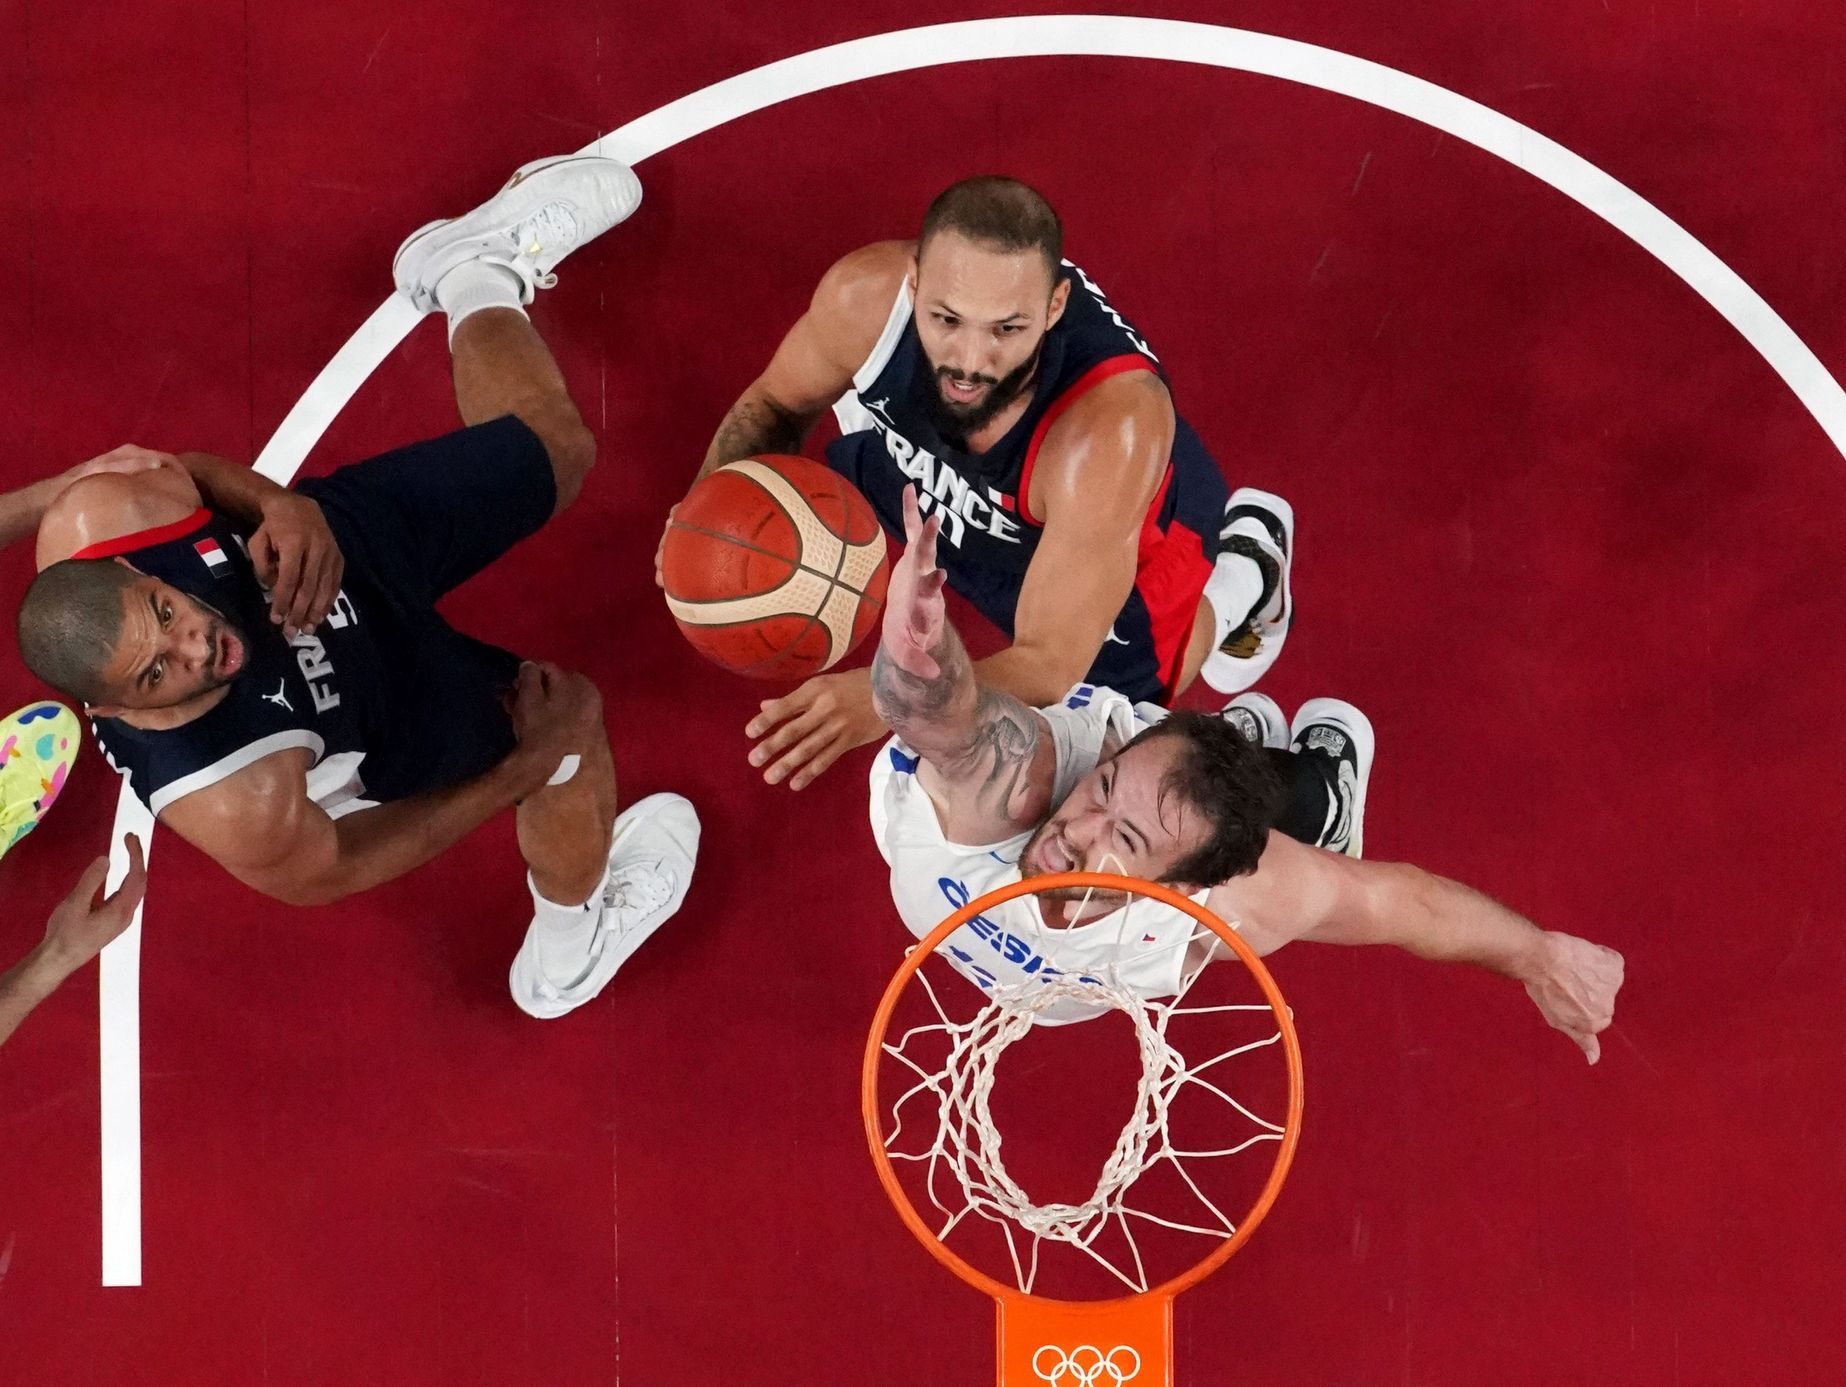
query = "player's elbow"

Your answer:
(744, 381), (816, 447)
(36, 475), (130, 562)
(259, 876), (342, 909)
(245, 860), (355, 909)
(542, 419), (597, 510)
(1004, 642), (1092, 708)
